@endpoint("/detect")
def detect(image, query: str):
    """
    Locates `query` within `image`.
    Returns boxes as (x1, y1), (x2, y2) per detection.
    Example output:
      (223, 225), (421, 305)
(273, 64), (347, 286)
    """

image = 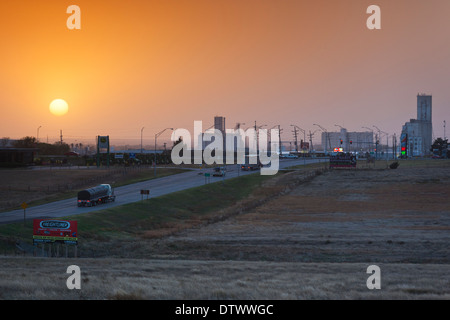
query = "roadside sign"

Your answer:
(204, 172), (211, 185)
(33, 219), (78, 245)
(21, 202), (28, 226)
(129, 153), (136, 159)
(140, 189), (150, 200)
(329, 154), (357, 168)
